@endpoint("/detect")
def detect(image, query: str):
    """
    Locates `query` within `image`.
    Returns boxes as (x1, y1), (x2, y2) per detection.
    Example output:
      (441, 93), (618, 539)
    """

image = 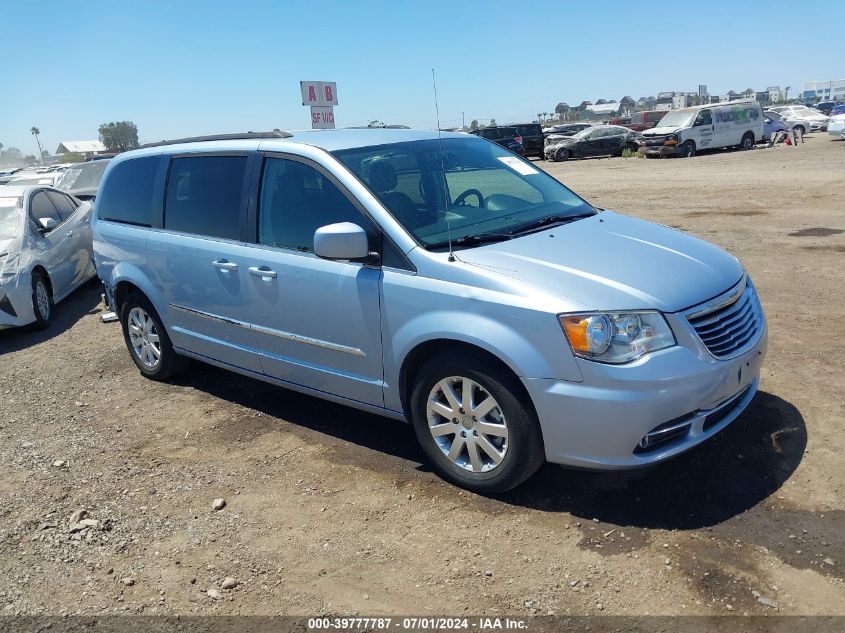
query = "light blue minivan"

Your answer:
(93, 129), (767, 492)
